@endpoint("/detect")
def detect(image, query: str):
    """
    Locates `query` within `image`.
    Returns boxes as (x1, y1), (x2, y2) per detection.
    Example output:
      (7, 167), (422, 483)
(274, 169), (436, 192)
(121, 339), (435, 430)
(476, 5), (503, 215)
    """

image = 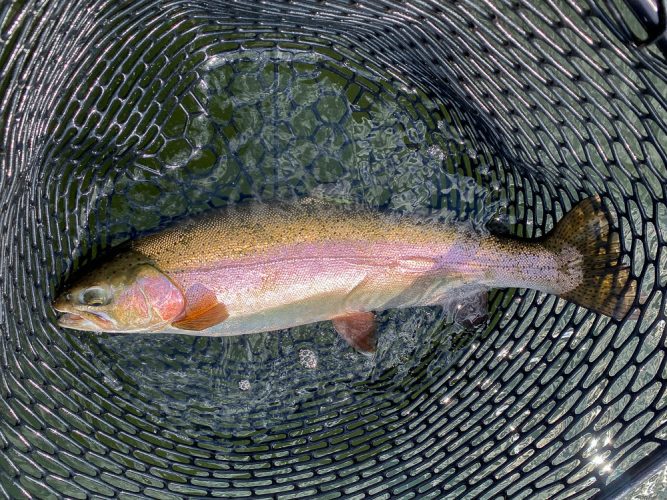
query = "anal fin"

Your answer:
(332, 311), (377, 353)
